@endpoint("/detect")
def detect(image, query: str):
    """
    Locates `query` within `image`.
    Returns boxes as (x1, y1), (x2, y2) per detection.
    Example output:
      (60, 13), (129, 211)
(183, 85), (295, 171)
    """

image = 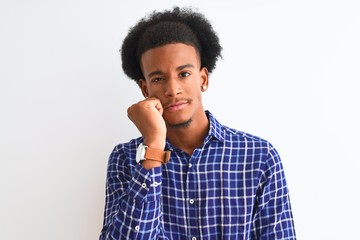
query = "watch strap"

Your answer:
(144, 146), (171, 164)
